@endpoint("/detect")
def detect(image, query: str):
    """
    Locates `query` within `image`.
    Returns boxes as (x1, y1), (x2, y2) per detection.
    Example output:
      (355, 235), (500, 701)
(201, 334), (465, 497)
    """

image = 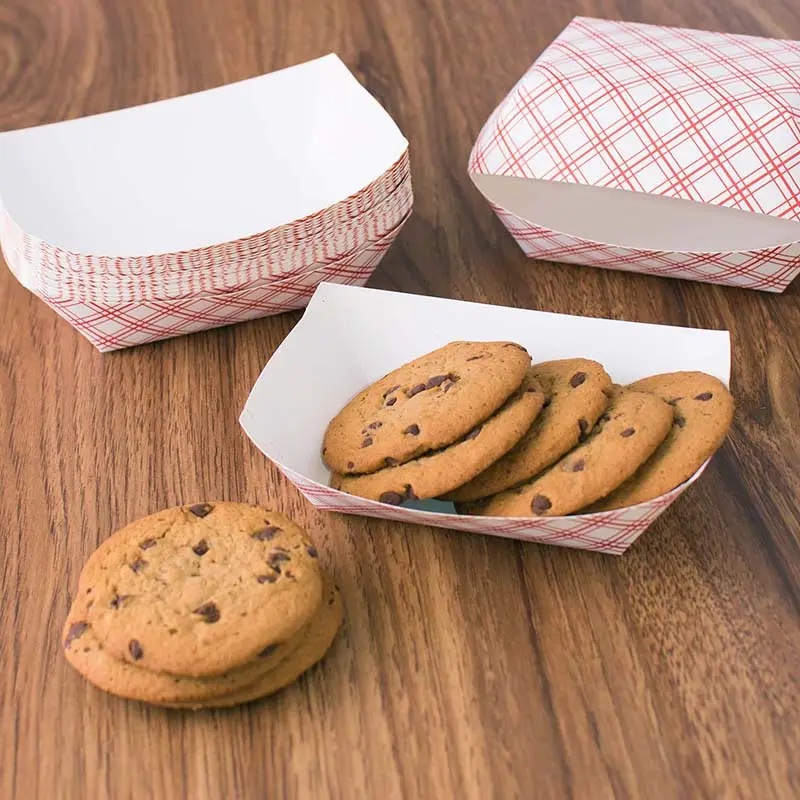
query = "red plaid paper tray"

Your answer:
(240, 283), (731, 556)
(3, 173), (413, 303)
(469, 17), (800, 292)
(25, 212), (412, 352)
